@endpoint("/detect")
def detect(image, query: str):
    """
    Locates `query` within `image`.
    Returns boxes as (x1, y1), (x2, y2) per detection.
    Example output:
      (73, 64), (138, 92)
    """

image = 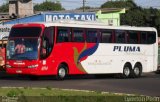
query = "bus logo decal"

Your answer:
(113, 46), (140, 52)
(73, 42), (99, 73)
